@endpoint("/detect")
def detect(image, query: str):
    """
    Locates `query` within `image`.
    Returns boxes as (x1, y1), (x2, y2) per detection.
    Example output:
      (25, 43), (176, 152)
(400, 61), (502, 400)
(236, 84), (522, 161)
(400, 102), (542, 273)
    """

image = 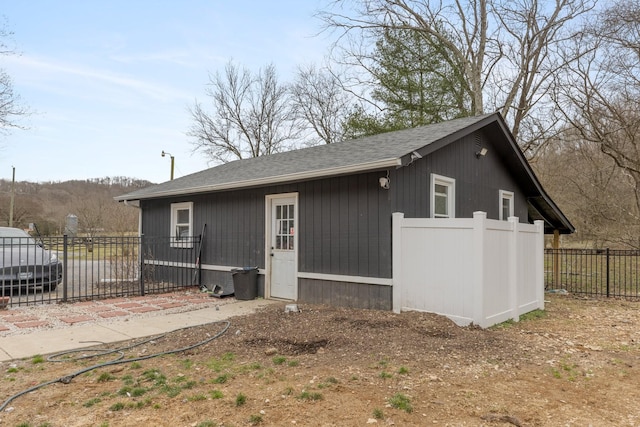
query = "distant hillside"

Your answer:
(0, 177), (154, 235)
